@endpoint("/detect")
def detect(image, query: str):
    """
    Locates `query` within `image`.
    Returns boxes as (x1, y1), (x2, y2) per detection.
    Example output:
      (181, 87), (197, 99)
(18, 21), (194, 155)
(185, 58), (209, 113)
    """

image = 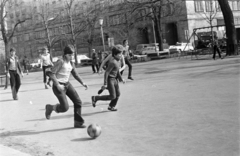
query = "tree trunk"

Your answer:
(4, 42), (9, 89)
(218, 0), (238, 55)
